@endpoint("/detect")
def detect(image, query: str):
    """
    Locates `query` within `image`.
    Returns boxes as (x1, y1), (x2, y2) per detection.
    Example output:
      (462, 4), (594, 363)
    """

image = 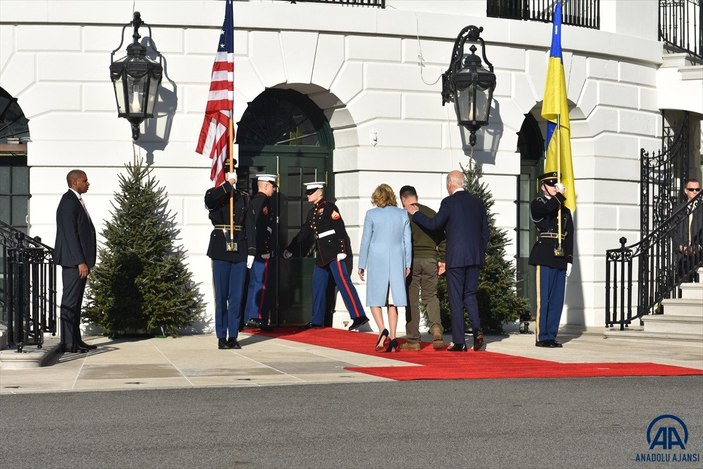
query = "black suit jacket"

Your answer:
(412, 190), (488, 268)
(54, 190), (97, 268)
